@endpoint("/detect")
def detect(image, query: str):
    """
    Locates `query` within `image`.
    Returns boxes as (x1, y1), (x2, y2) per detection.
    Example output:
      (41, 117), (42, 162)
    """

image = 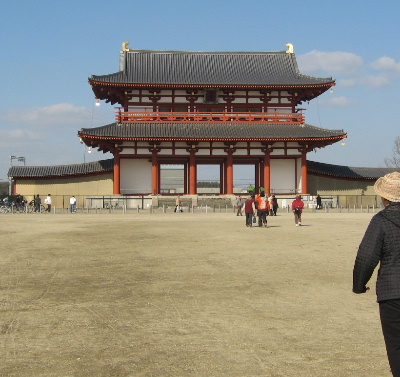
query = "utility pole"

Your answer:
(9, 155), (26, 195)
